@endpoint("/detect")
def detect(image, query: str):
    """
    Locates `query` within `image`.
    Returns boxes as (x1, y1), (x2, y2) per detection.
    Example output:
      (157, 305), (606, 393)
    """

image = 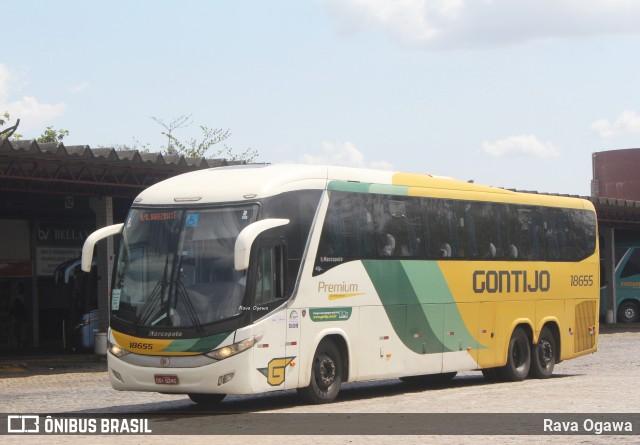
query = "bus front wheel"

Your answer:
(528, 326), (556, 379)
(618, 301), (640, 323)
(298, 339), (343, 404)
(499, 327), (530, 381)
